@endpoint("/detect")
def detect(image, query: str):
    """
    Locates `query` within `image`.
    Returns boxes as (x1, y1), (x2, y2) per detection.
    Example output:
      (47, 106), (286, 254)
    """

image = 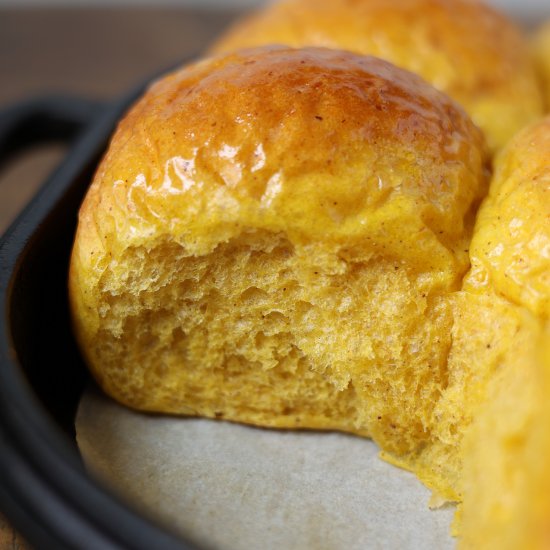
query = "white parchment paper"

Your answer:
(76, 387), (455, 550)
